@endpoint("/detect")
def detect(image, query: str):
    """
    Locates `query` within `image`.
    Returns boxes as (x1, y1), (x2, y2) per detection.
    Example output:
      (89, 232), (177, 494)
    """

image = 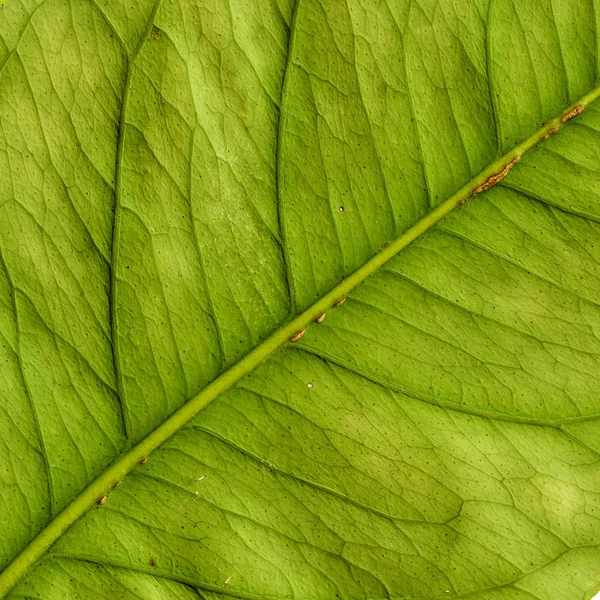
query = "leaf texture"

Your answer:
(1, 0), (600, 599)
